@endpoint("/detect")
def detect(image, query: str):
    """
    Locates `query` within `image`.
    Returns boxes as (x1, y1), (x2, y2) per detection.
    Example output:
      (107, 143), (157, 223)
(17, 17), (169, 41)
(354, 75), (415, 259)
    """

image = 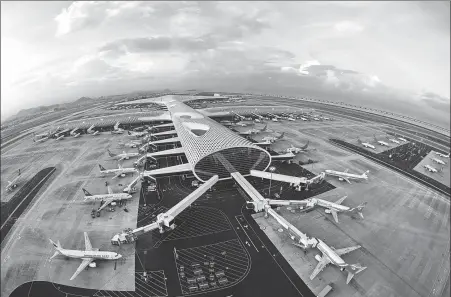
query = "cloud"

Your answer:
(299, 60), (321, 75)
(334, 20), (364, 34)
